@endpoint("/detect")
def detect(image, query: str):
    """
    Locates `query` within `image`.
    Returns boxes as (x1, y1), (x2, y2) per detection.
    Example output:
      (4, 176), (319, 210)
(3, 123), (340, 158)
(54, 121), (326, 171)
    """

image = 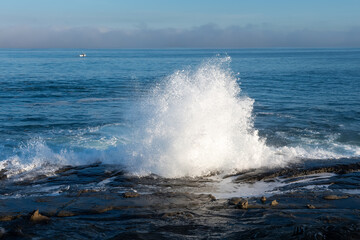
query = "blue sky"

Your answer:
(1, 0), (360, 48)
